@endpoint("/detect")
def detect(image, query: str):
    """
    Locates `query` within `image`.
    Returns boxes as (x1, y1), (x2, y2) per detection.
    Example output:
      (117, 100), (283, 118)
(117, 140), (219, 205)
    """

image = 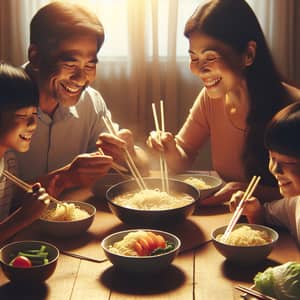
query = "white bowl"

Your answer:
(173, 174), (223, 200)
(211, 223), (279, 265)
(38, 201), (96, 239)
(101, 229), (181, 274)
